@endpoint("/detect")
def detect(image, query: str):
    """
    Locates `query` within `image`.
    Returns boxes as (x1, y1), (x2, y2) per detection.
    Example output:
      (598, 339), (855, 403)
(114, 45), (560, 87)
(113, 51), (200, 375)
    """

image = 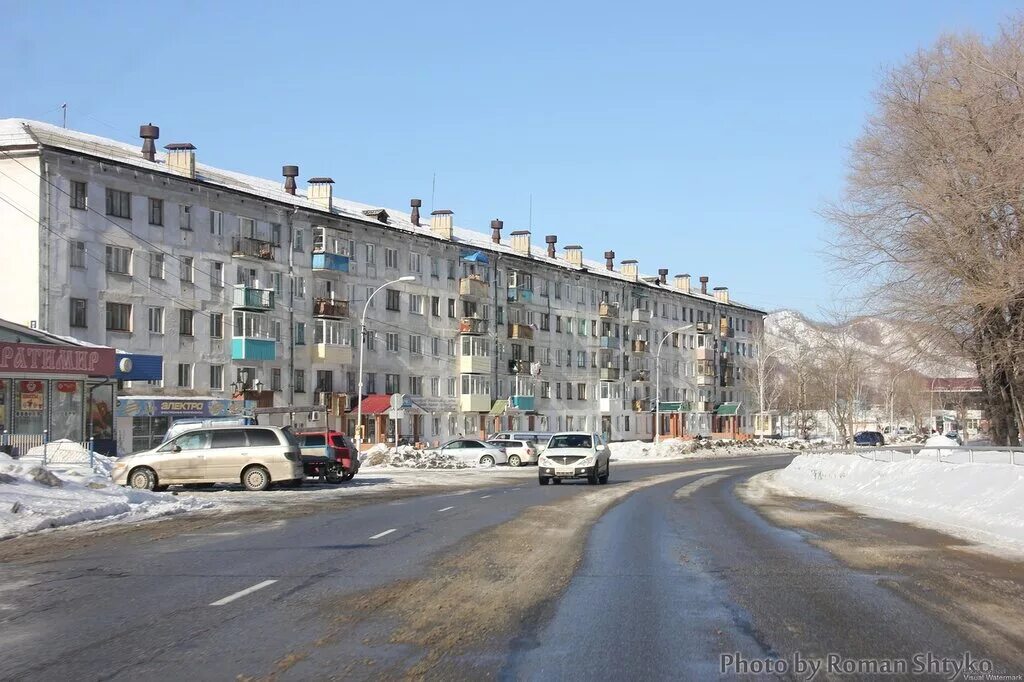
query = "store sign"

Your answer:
(115, 398), (252, 418)
(0, 342), (116, 376)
